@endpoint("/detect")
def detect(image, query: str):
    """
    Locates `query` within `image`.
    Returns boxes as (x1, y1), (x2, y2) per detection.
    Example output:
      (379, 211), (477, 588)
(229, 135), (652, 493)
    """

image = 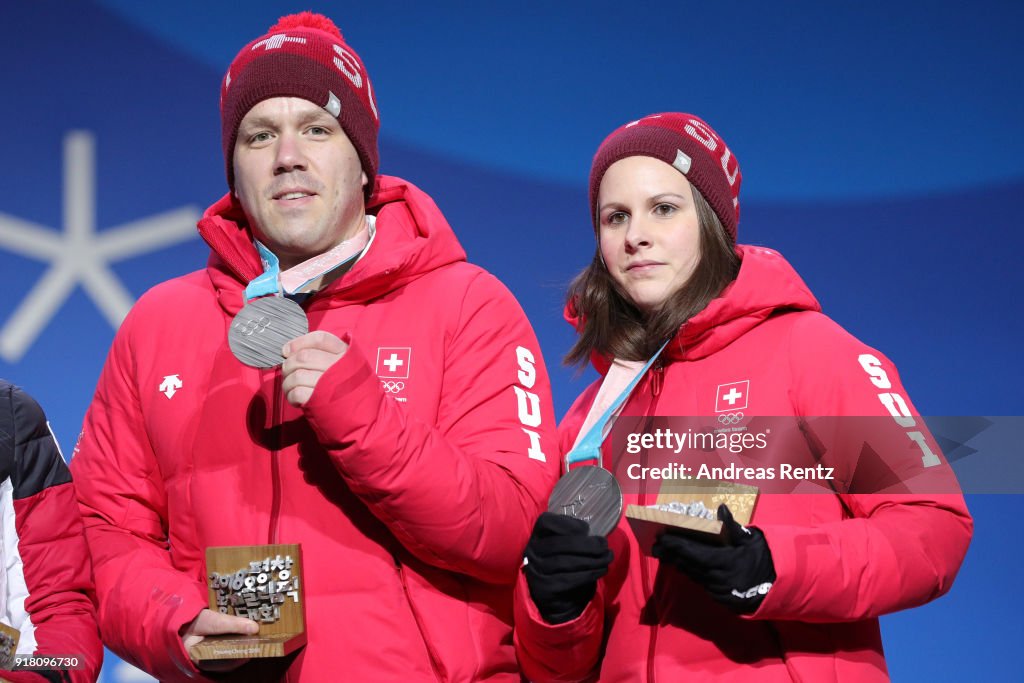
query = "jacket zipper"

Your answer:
(638, 444), (655, 683)
(639, 442), (657, 683)
(395, 555), (447, 682)
(268, 370), (291, 683)
(269, 369), (284, 545)
(640, 375), (665, 683)
(651, 365), (664, 397)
